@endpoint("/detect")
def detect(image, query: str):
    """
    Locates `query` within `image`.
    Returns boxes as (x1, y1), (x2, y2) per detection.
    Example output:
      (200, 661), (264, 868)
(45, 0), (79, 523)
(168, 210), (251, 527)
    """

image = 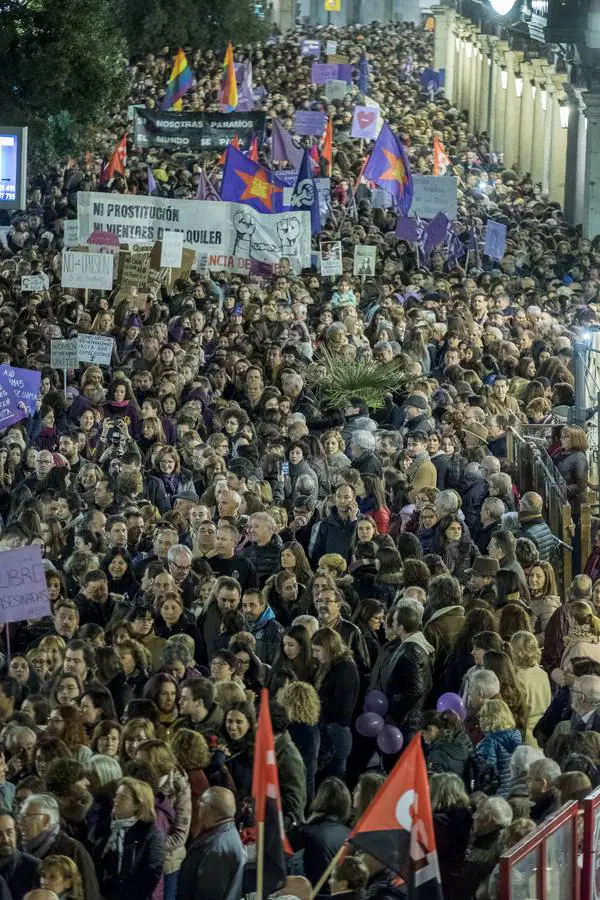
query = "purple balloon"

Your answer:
(364, 690), (389, 718)
(436, 692), (467, 721)
(356, 712), (384, 738)
(377, 725), (404, 755)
